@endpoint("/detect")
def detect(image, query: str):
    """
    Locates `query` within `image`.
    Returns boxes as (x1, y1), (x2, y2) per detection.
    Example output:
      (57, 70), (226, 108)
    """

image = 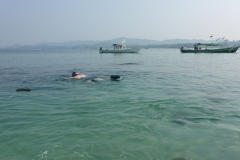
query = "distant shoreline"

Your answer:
(0, 38), (239, 51)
